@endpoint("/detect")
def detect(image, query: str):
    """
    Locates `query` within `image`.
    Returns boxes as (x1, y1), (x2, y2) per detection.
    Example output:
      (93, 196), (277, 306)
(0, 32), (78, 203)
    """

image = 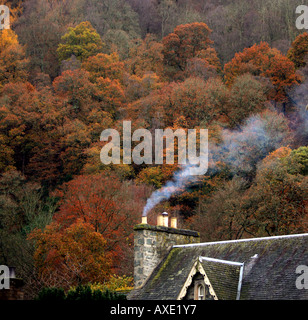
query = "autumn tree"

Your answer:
(52, 173), (151, 273)
(284, 146), (308, 176)
(162, 22), (215, 80)
(224, 42), (301, 104)
(44, 71), (97, 180)
(200, 74), (267, 128)
(0, 73), (106, 184)
(51, 69), (124, 177)
(189, 145), (308, 241)
(0, 29), (28, 88)
(57, 21), (103, 63)
(228, 74), (267, 126)
(95, 77), (126, 117)
(82, 52), (125, 83)
(248, 146), (308, 236)
(0, 81), (43, 174)
(52, 69), (98, 118)
(136, 166), (165, 189)
(29, 220), (112, 290)
(187, 176), (252, 242)
(124, 72), (162, 102)
(0, 0), (22, 25)
(127, 34), (164, 78)
(184, 47), (221, 81)
(137, 72), (267, 130)
(287, 32), (308, 69)
(168, 77), (209, 126)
